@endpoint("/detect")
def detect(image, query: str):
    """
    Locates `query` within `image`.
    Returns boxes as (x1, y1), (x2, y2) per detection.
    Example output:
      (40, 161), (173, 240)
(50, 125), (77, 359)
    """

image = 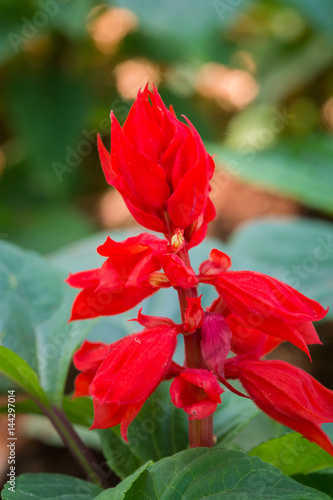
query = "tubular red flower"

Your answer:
(200, 251), (327, 356)
(170, 369), (223, 419)
(98, 86), (215, 245)
(235, 360), (333, 456)
(89, 326), (178, 441)
(66, 233), (170, 320)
